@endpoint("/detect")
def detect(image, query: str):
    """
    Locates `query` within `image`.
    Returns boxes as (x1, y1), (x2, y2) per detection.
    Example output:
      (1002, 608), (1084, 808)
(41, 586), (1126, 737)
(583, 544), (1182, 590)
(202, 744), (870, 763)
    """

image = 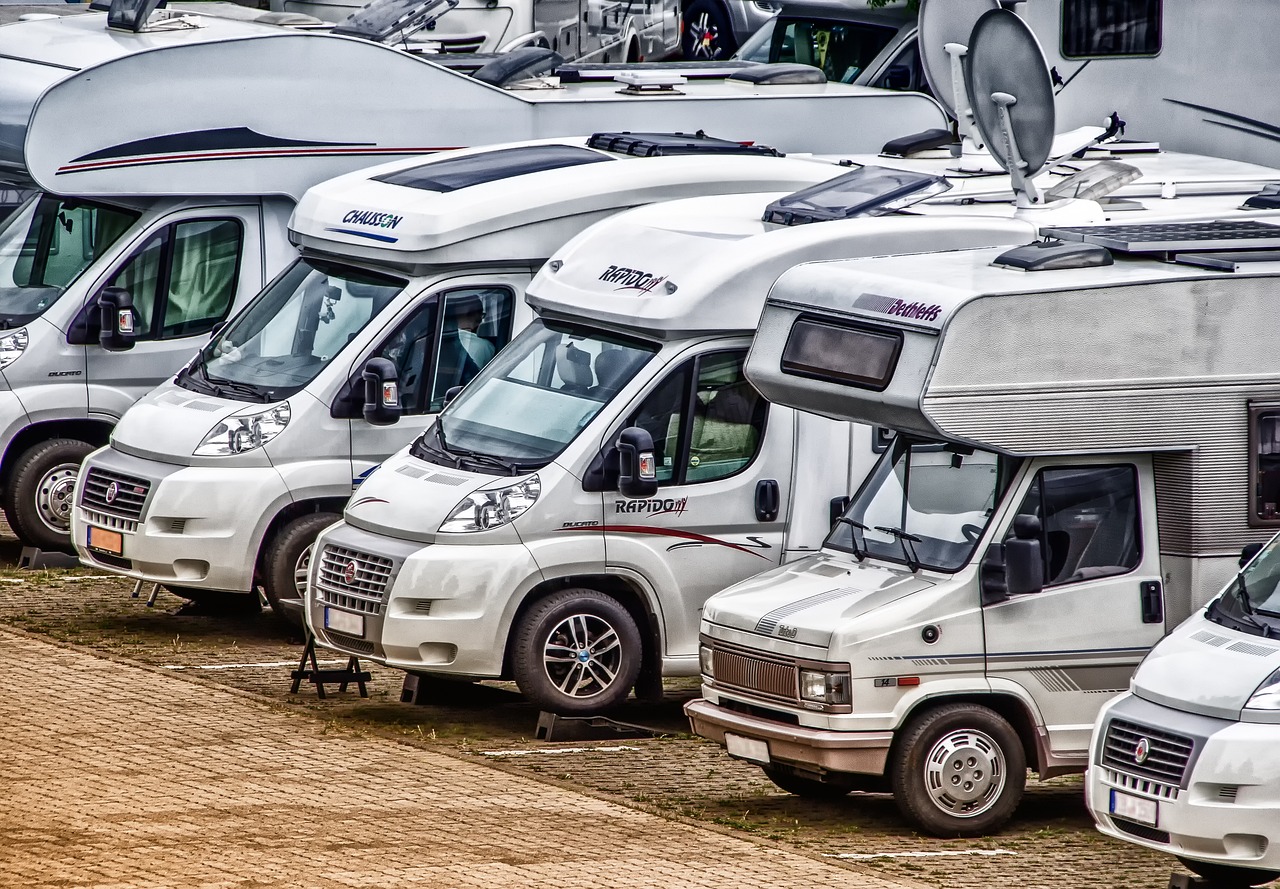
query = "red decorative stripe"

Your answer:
(55, 146), (464, 174)
(594, 524), (771, 559)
